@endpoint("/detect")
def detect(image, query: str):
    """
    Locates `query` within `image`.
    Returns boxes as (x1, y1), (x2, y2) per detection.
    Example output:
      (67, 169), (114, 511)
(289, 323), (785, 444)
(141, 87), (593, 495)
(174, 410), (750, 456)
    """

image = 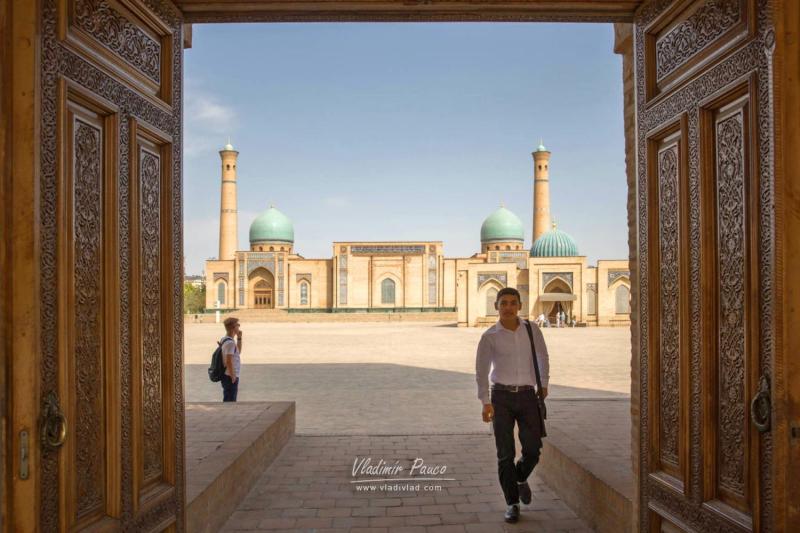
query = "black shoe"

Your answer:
(518, 481), (532, 505)
(504, 503), (520, 523)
